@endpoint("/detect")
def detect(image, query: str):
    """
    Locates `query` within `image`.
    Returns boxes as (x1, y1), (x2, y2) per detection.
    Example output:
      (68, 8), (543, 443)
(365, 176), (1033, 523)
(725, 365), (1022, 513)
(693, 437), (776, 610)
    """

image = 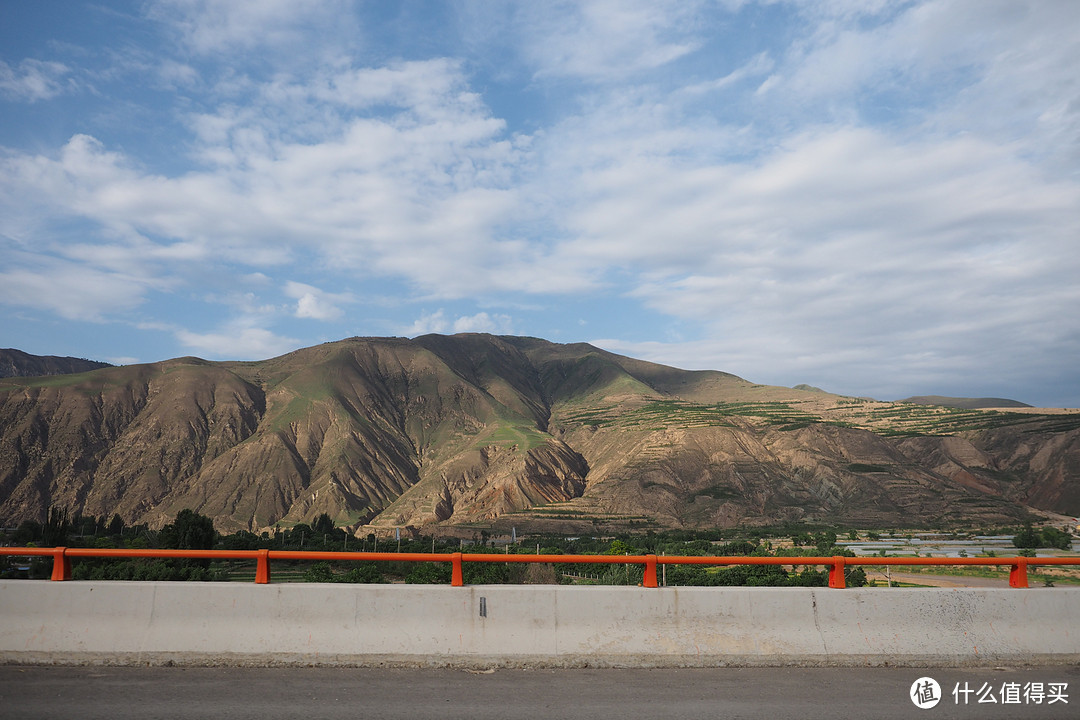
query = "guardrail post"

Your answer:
(451, 552), (464, 587)
(50, 547), (71, 581)
(1009, 558), (1029, 588)
(828, 556), (846, 588)
(255, 549), (271, 584)
(643, 555), (658, 588)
